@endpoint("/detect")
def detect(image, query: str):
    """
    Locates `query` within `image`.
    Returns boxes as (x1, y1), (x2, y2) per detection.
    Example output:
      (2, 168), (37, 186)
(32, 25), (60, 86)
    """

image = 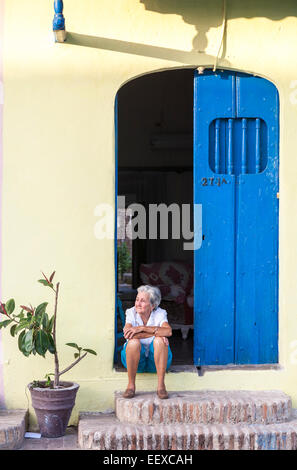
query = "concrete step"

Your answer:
(0, 409), (28, 449)
(78, 409), (297, 450)
(115, 390), (292, 425)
